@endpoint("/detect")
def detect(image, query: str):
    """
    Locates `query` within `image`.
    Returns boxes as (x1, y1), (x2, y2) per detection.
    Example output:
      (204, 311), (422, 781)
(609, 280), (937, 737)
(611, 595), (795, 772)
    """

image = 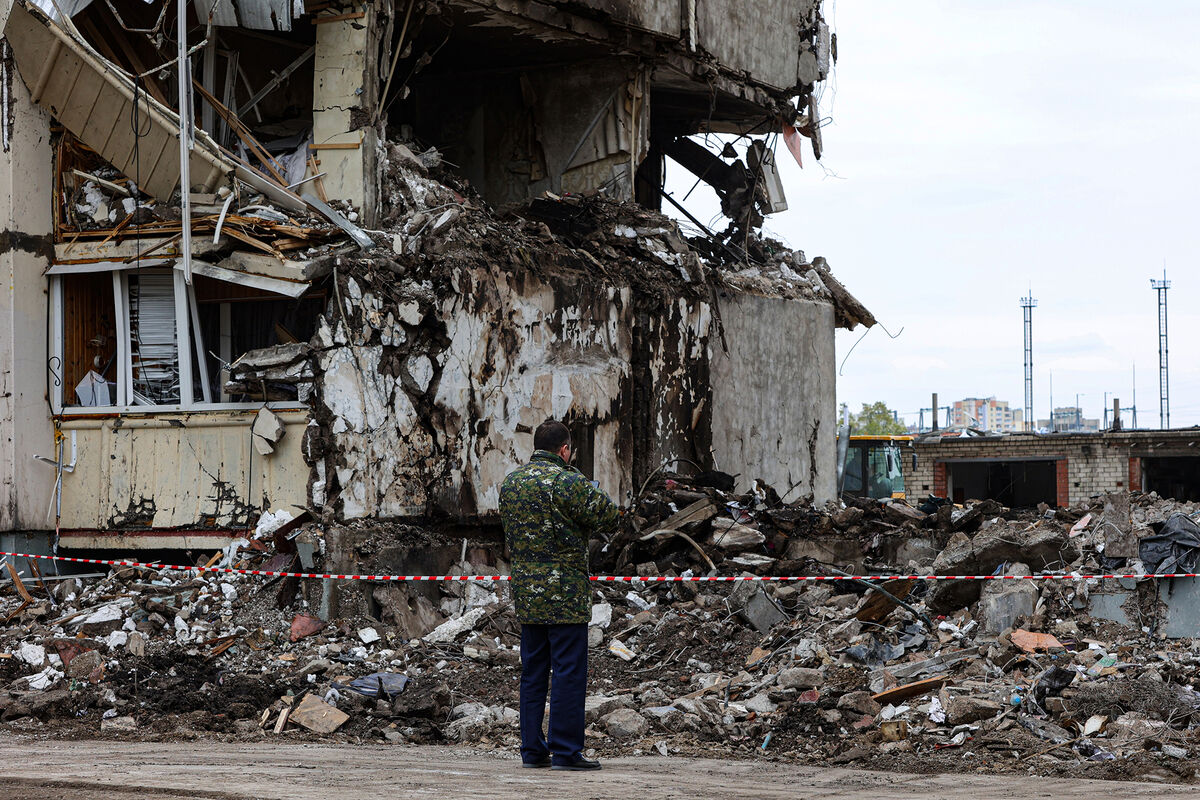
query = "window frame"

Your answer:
(49, 264), (308, 416)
